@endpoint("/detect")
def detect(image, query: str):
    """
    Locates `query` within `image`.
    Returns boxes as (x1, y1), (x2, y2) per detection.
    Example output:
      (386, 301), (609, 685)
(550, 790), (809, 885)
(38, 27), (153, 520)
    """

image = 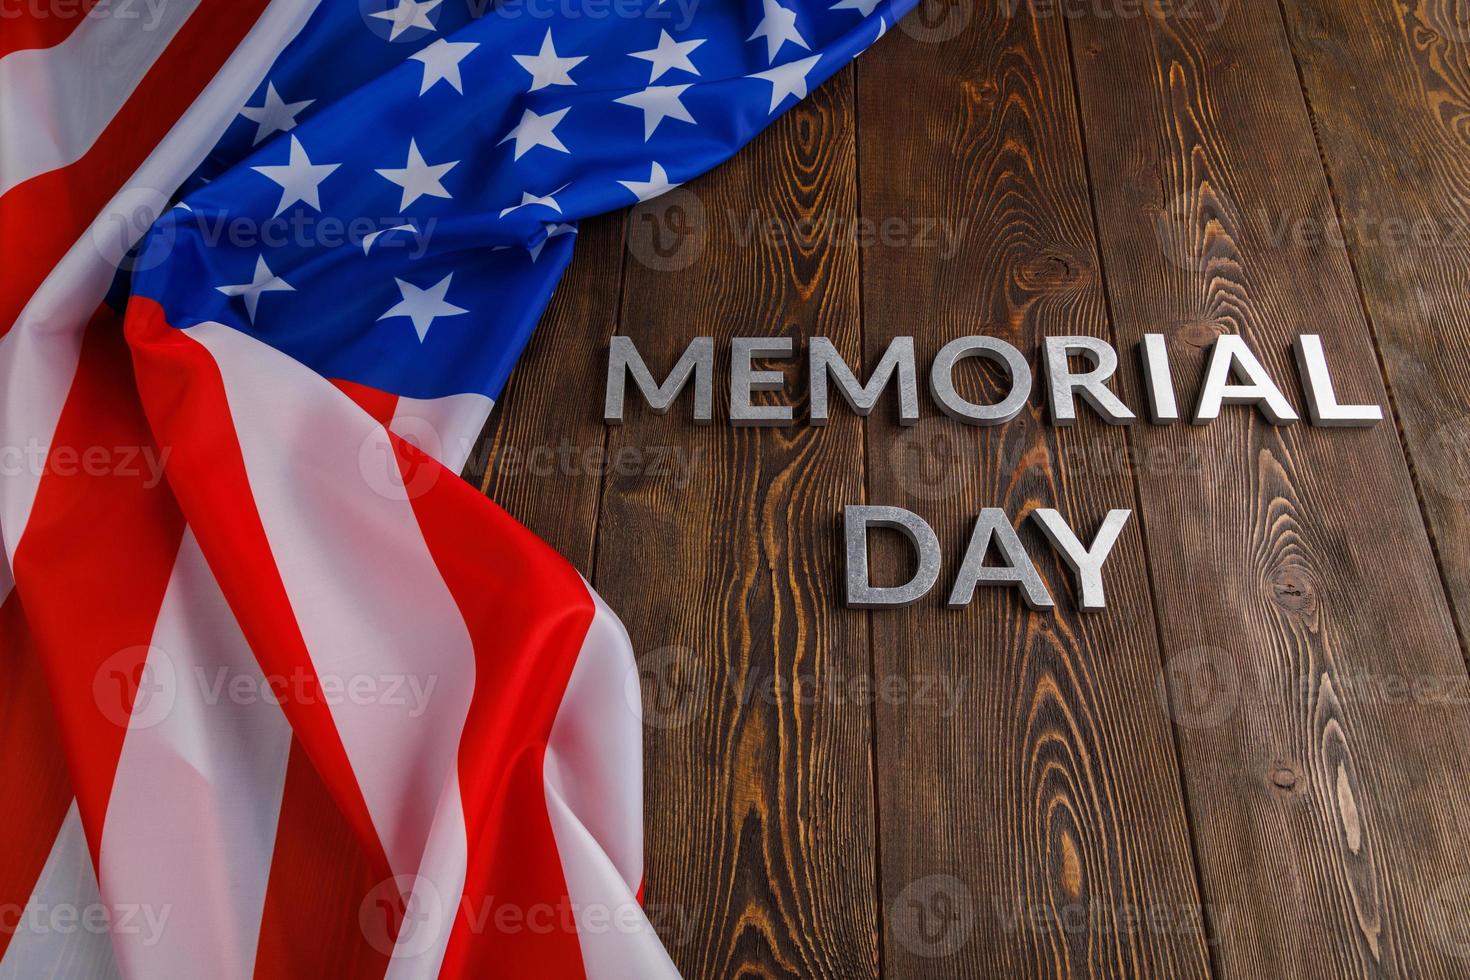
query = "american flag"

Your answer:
(0, 0), (910, 975)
